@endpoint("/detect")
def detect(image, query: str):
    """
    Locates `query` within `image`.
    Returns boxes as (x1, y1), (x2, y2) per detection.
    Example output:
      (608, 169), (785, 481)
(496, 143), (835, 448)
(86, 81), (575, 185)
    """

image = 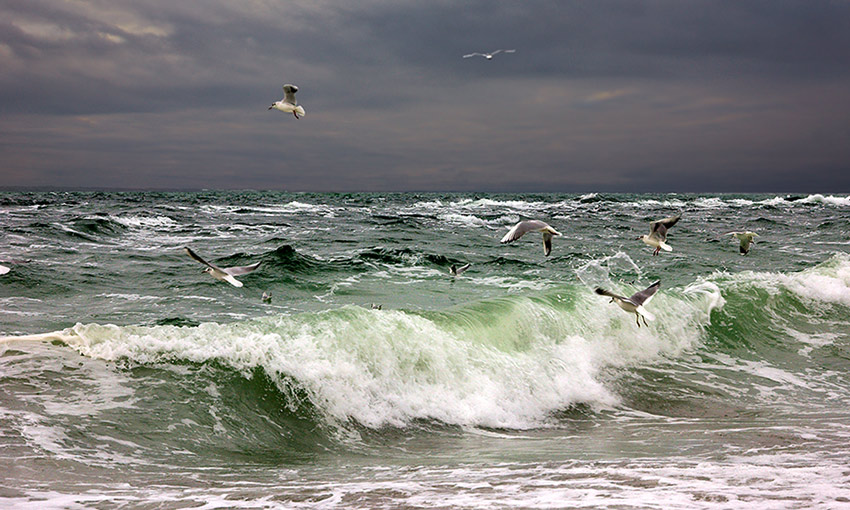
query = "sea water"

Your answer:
(1, 192), (849, 508)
